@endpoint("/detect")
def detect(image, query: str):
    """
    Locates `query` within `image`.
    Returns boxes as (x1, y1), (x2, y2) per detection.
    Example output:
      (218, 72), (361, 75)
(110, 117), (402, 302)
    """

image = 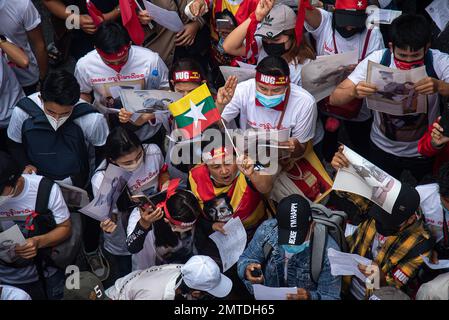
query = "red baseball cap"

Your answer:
(334, 0), (368, 28)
